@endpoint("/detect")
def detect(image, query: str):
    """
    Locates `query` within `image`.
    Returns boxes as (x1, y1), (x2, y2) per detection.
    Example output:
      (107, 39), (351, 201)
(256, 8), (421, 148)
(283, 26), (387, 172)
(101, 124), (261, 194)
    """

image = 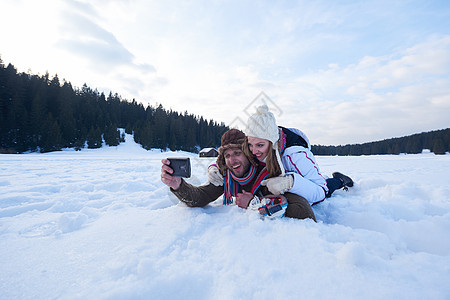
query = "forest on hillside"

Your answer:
(0, 58), (227, 153)
(0, 57), (448, 155)
(311, 128), (449, 155)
